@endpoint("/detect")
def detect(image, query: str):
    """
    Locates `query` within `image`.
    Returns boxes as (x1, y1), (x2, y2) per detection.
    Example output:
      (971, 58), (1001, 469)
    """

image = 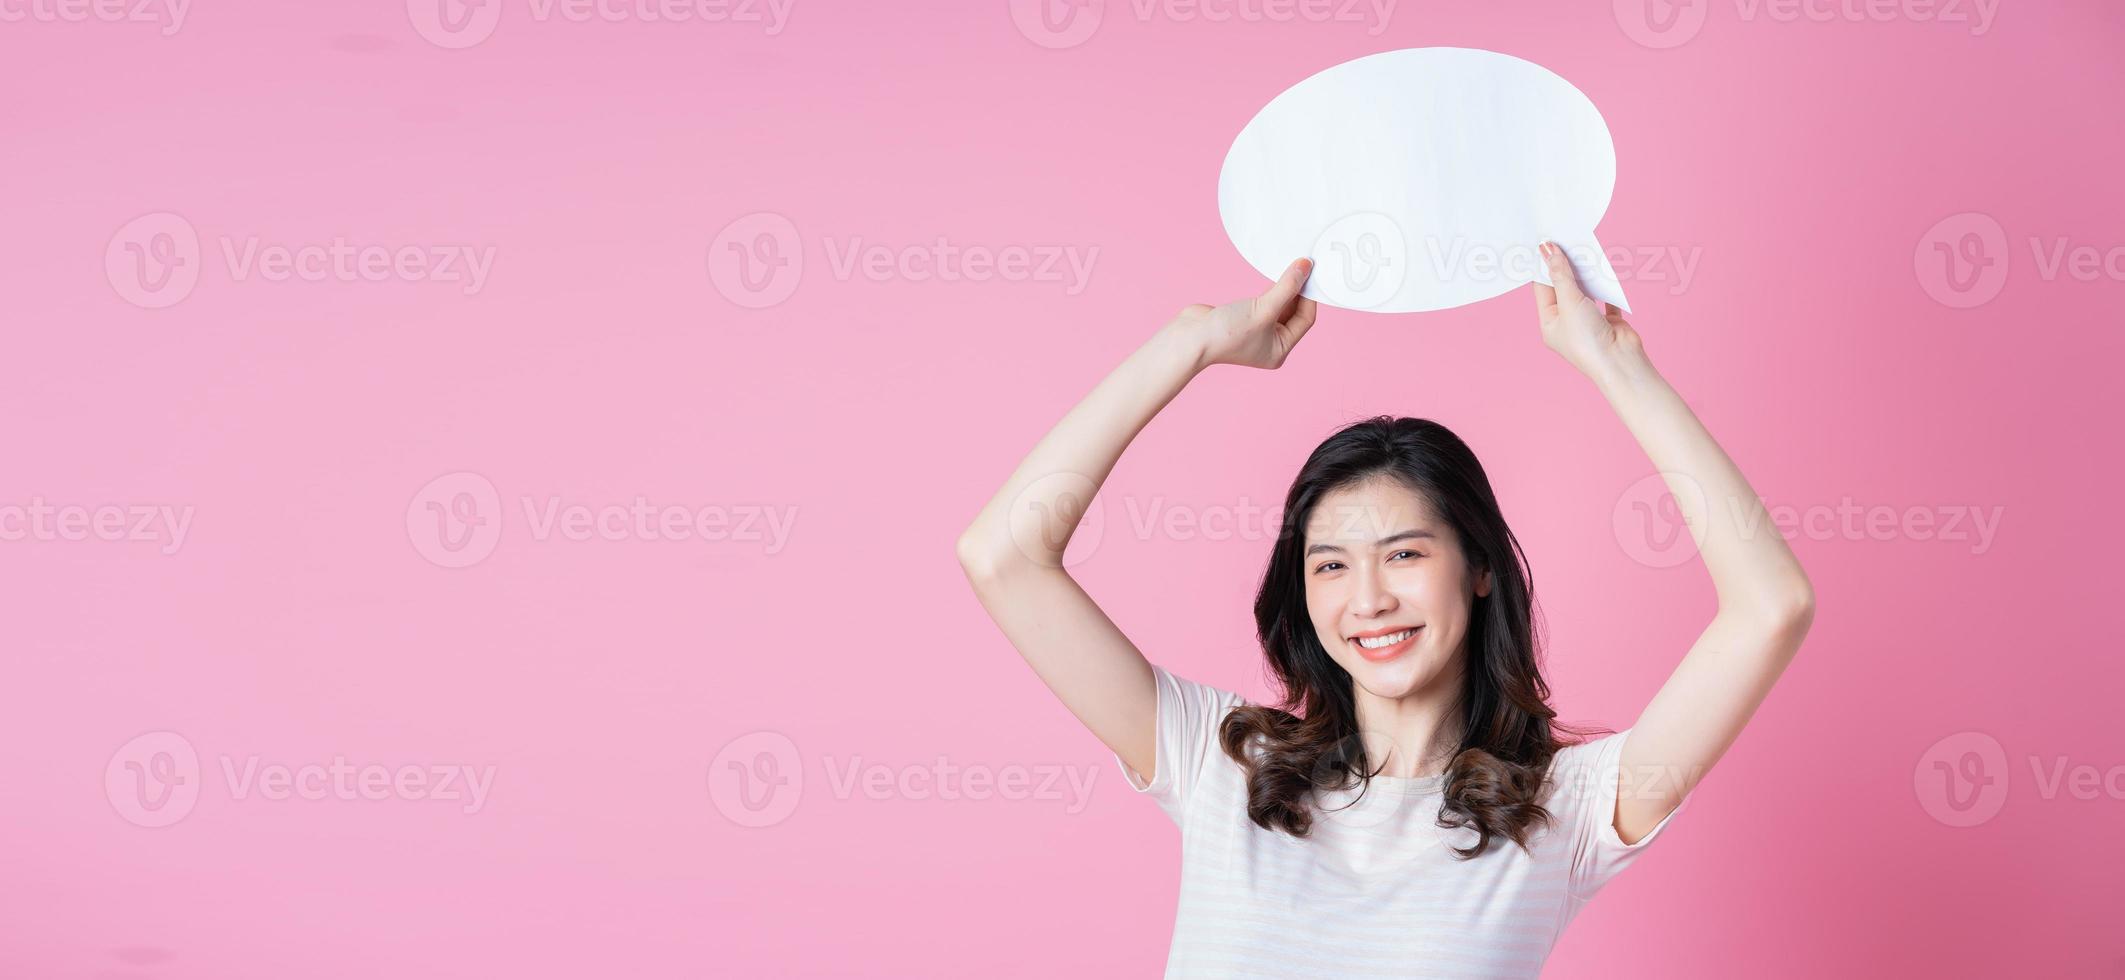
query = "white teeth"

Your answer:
(1356, 628), (1416, 650)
